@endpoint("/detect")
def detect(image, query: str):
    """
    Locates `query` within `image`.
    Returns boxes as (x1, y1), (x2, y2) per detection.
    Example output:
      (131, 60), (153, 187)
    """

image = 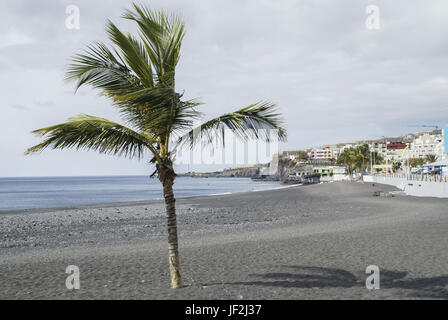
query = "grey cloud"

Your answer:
(1, 0), (448, 176)
(10, 104), (30, 111)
